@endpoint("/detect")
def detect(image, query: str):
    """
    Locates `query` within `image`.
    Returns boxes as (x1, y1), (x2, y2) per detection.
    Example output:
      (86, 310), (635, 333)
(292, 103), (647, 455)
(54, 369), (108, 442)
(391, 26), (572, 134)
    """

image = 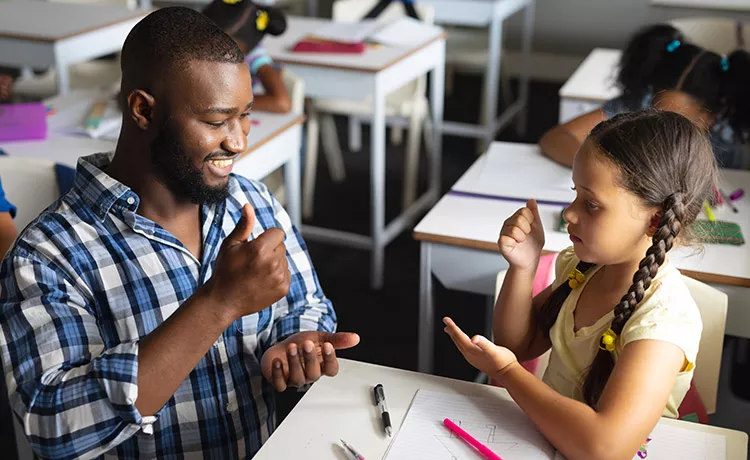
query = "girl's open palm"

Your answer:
(498, 199), (545, 271)
(443, 317), (517, 380)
